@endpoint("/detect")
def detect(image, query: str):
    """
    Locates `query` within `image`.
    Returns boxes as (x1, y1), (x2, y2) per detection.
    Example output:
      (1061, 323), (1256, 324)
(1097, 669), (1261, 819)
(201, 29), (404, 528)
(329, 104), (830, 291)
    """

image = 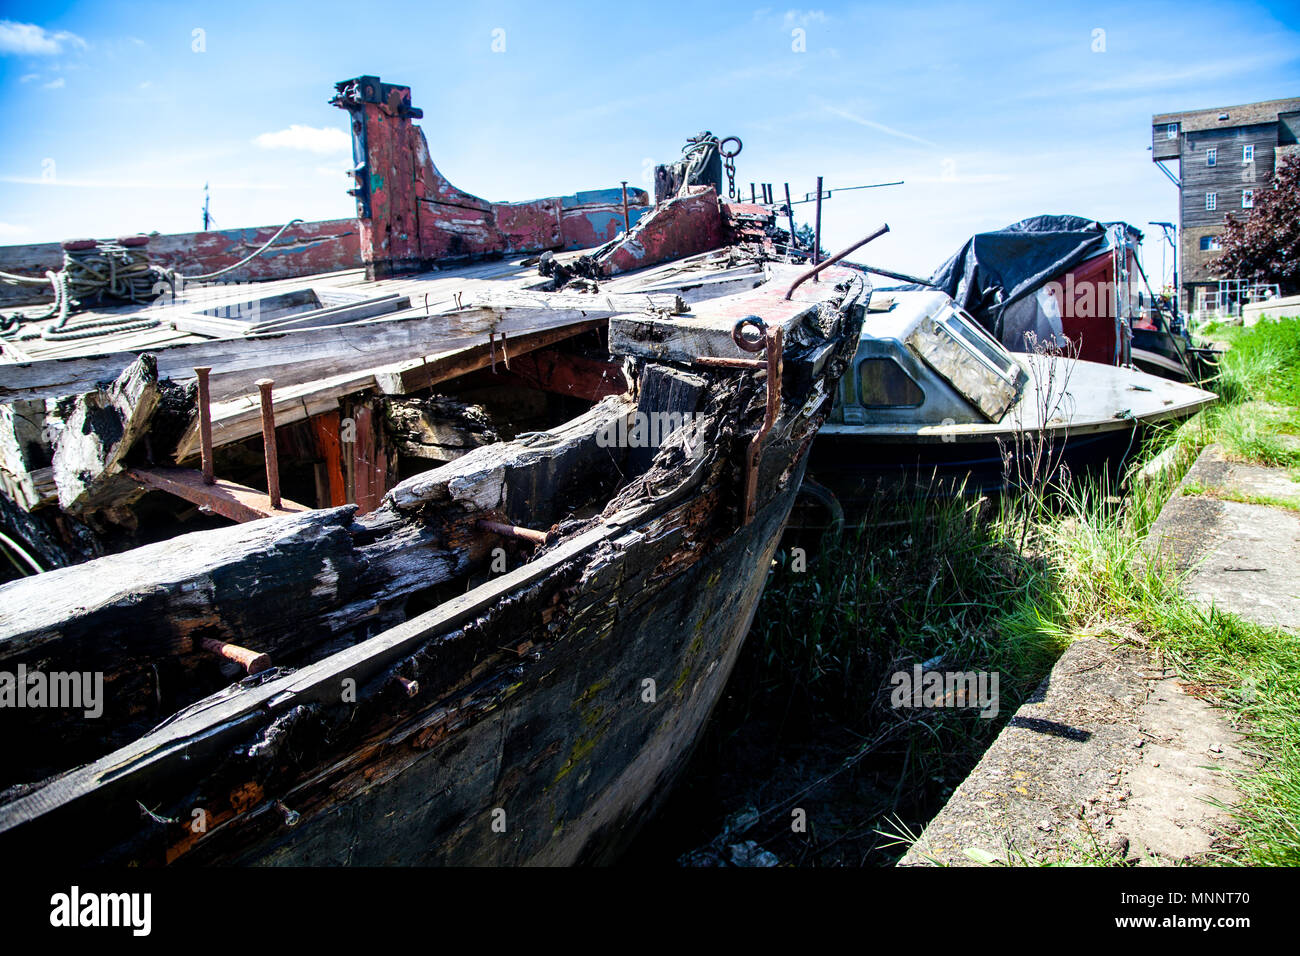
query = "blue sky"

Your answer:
(1, 0), (1298, 280)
